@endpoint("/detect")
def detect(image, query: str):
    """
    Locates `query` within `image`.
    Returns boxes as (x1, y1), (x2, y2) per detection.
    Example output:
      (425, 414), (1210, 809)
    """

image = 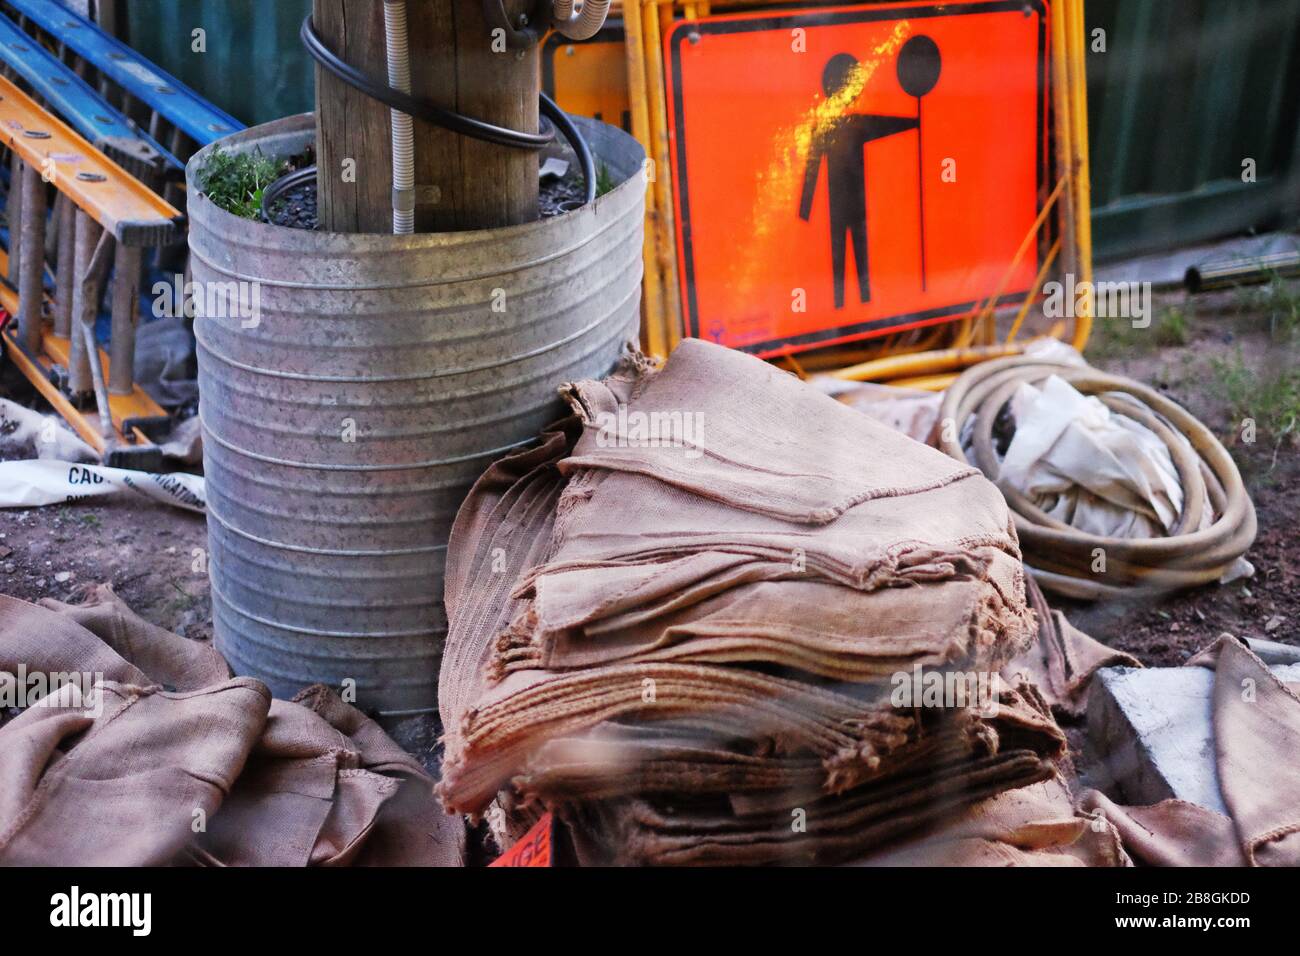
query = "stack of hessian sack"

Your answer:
(438, 339), (1065, 865)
